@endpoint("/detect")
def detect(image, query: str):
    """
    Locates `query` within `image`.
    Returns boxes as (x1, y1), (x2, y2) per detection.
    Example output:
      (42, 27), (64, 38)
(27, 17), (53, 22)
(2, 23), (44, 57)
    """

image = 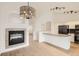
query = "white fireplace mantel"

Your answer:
(0, 24), (29, 54)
